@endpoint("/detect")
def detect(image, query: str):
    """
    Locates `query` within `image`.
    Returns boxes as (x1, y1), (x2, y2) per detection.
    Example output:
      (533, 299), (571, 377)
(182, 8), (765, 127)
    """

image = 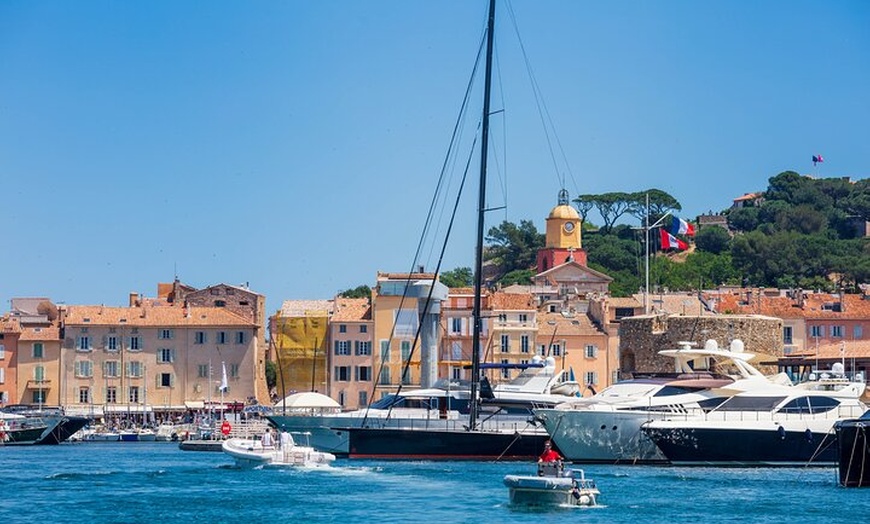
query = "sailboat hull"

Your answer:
(345, 427), (549, 460)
